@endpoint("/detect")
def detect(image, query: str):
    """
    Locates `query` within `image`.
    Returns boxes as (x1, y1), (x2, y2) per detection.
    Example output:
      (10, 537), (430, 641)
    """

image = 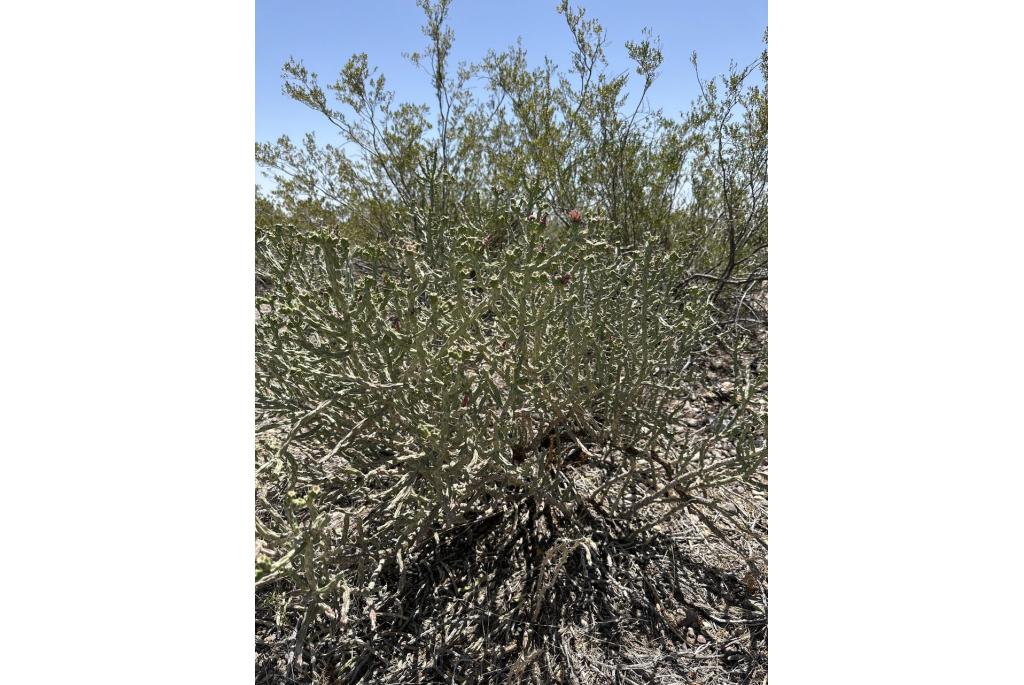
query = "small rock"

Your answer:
(696, 634), (707, 644)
